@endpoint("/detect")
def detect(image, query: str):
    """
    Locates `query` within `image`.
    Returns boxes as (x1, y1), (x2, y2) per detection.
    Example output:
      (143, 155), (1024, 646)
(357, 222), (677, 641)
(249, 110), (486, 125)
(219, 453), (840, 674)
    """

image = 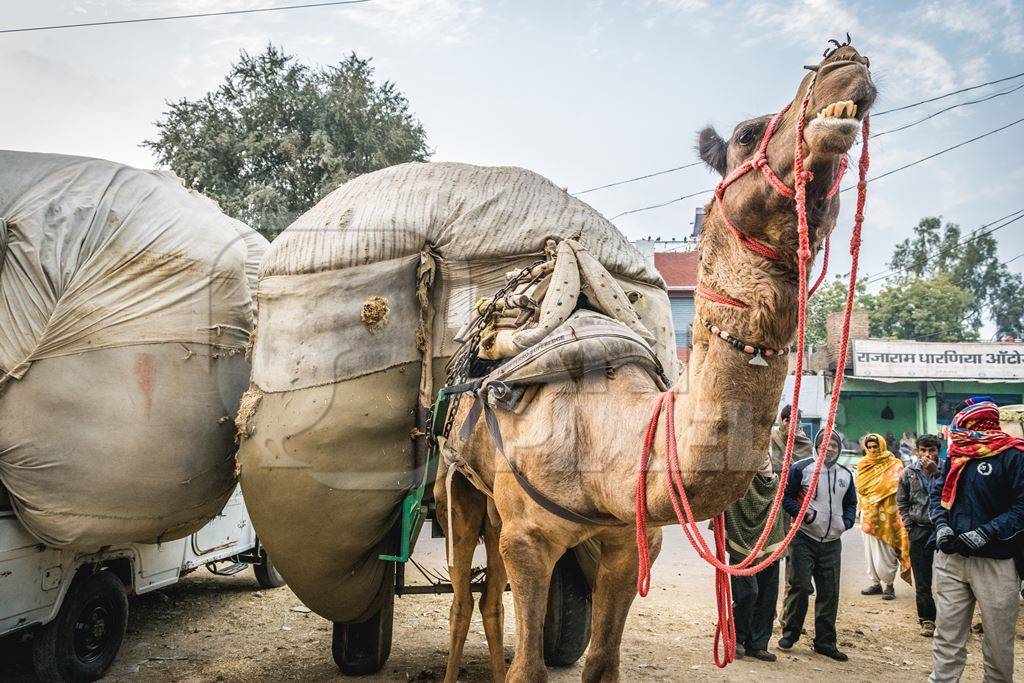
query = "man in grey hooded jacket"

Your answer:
(778, 429), (858, 661)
